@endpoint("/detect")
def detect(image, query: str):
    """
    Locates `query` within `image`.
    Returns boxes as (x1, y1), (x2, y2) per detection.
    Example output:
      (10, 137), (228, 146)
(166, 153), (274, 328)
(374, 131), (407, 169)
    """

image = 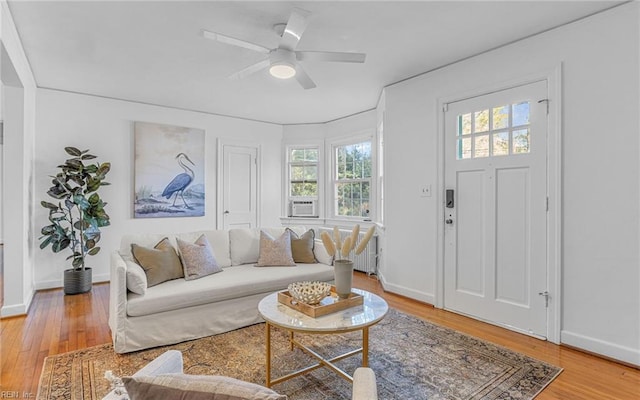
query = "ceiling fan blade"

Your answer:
(280, 8), (311, 51)
(201, 30), (270, 54)
(296, 51), (366, 63)
(294, 64), (316, 90)
(229, 59), (271, 80)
